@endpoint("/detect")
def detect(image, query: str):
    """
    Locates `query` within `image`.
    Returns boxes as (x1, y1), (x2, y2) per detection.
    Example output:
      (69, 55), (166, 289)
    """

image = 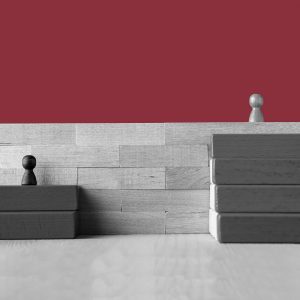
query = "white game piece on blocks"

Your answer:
(249, 93), (264, 122)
